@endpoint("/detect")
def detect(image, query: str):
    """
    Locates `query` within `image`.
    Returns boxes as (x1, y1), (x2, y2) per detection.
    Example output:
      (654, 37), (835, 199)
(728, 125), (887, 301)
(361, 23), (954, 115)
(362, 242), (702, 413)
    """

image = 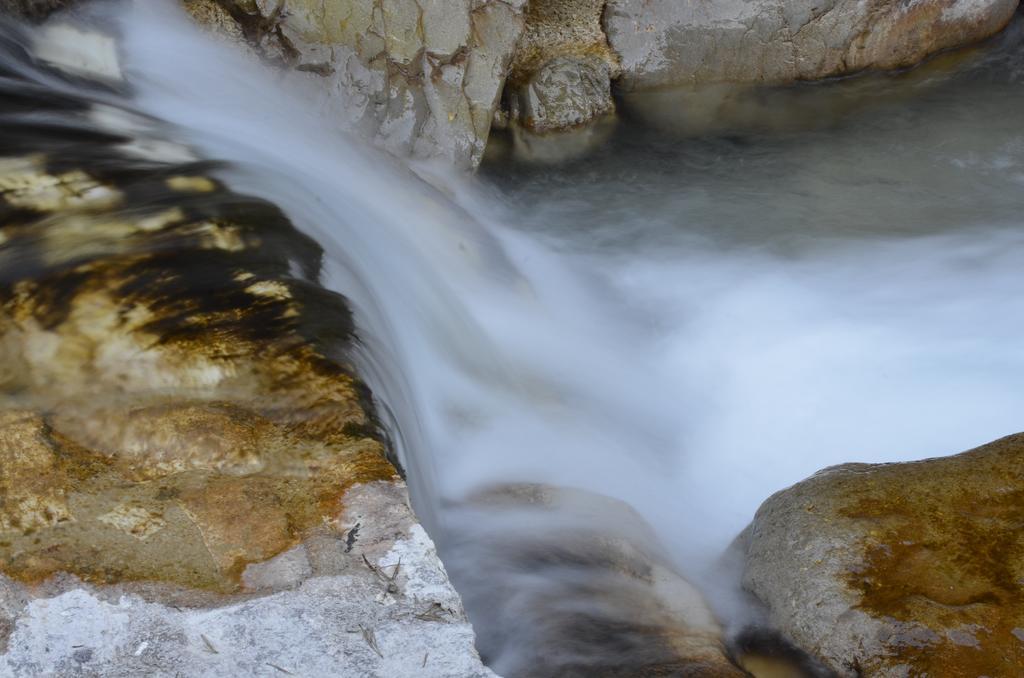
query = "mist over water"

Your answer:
(16, 1), (1024, 673)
